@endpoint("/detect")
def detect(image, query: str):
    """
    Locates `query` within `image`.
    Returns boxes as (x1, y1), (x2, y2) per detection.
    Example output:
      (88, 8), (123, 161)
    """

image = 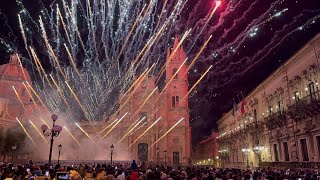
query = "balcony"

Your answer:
(260, 162), (320, 170)
(287, 91), (320, 122)
(265, 112), (287, 130)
